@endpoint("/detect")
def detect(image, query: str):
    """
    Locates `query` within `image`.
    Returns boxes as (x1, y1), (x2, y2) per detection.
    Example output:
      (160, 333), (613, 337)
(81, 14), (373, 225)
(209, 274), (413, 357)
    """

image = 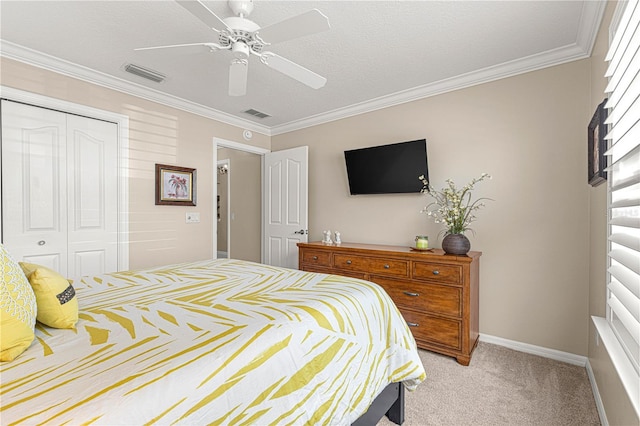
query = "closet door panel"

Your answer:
(67, 115), (118, 278)
(1, 100), (68, 274)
